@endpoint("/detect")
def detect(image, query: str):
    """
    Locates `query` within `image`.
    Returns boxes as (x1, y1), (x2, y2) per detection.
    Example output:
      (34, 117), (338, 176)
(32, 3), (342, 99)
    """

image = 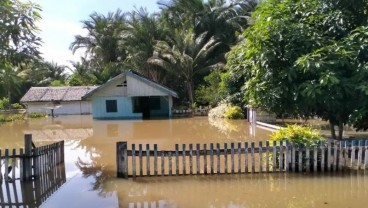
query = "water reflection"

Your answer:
(0, 163), (66, 208)
(115, 172), (368, 208)
(91, 117), (270, 145)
